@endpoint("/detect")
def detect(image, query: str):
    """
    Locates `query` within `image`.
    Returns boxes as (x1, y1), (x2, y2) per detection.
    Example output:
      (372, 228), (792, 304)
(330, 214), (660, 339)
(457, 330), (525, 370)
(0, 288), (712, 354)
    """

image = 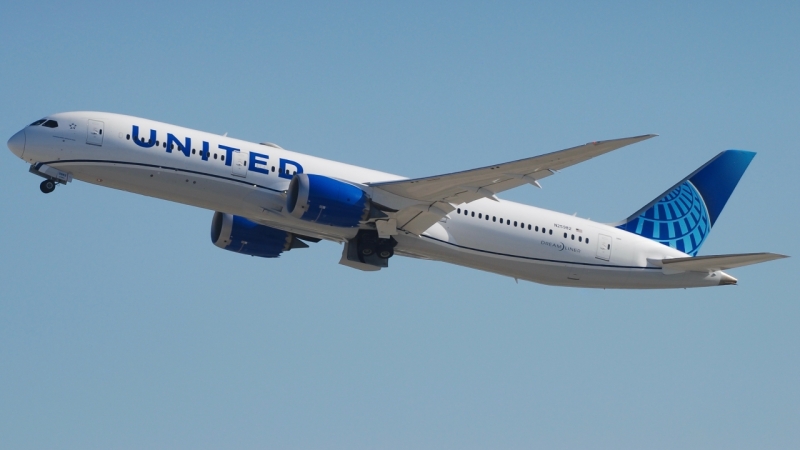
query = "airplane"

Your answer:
(6, 112), (788, 289)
